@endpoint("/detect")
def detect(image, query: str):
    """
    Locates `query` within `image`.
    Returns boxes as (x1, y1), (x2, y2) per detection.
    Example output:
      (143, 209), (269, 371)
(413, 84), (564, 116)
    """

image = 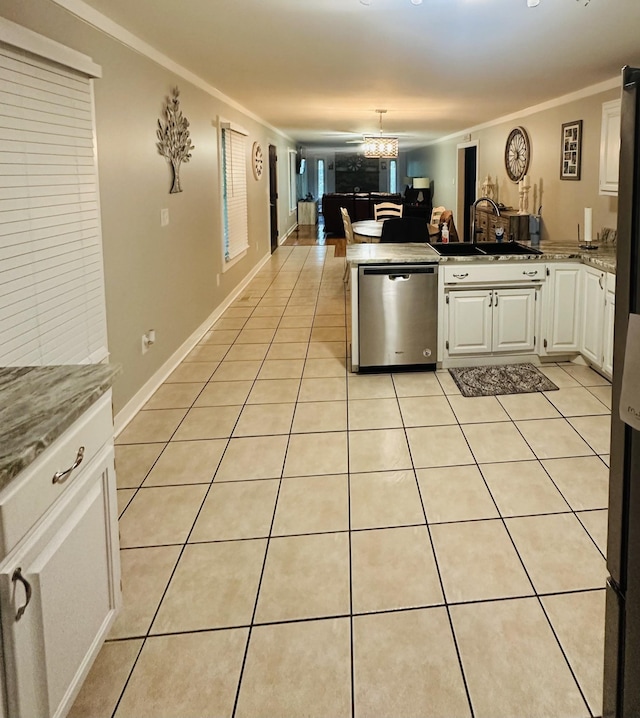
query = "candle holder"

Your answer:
(518, 185), (530, 215)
